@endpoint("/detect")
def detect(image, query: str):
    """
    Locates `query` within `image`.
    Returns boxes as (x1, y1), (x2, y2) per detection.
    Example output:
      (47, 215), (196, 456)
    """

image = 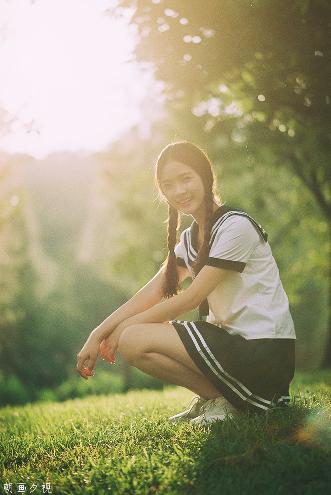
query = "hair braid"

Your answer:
(192, 190), (214, 276)
(155, 141), (221, 299)
(162, 203), (180, 298)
